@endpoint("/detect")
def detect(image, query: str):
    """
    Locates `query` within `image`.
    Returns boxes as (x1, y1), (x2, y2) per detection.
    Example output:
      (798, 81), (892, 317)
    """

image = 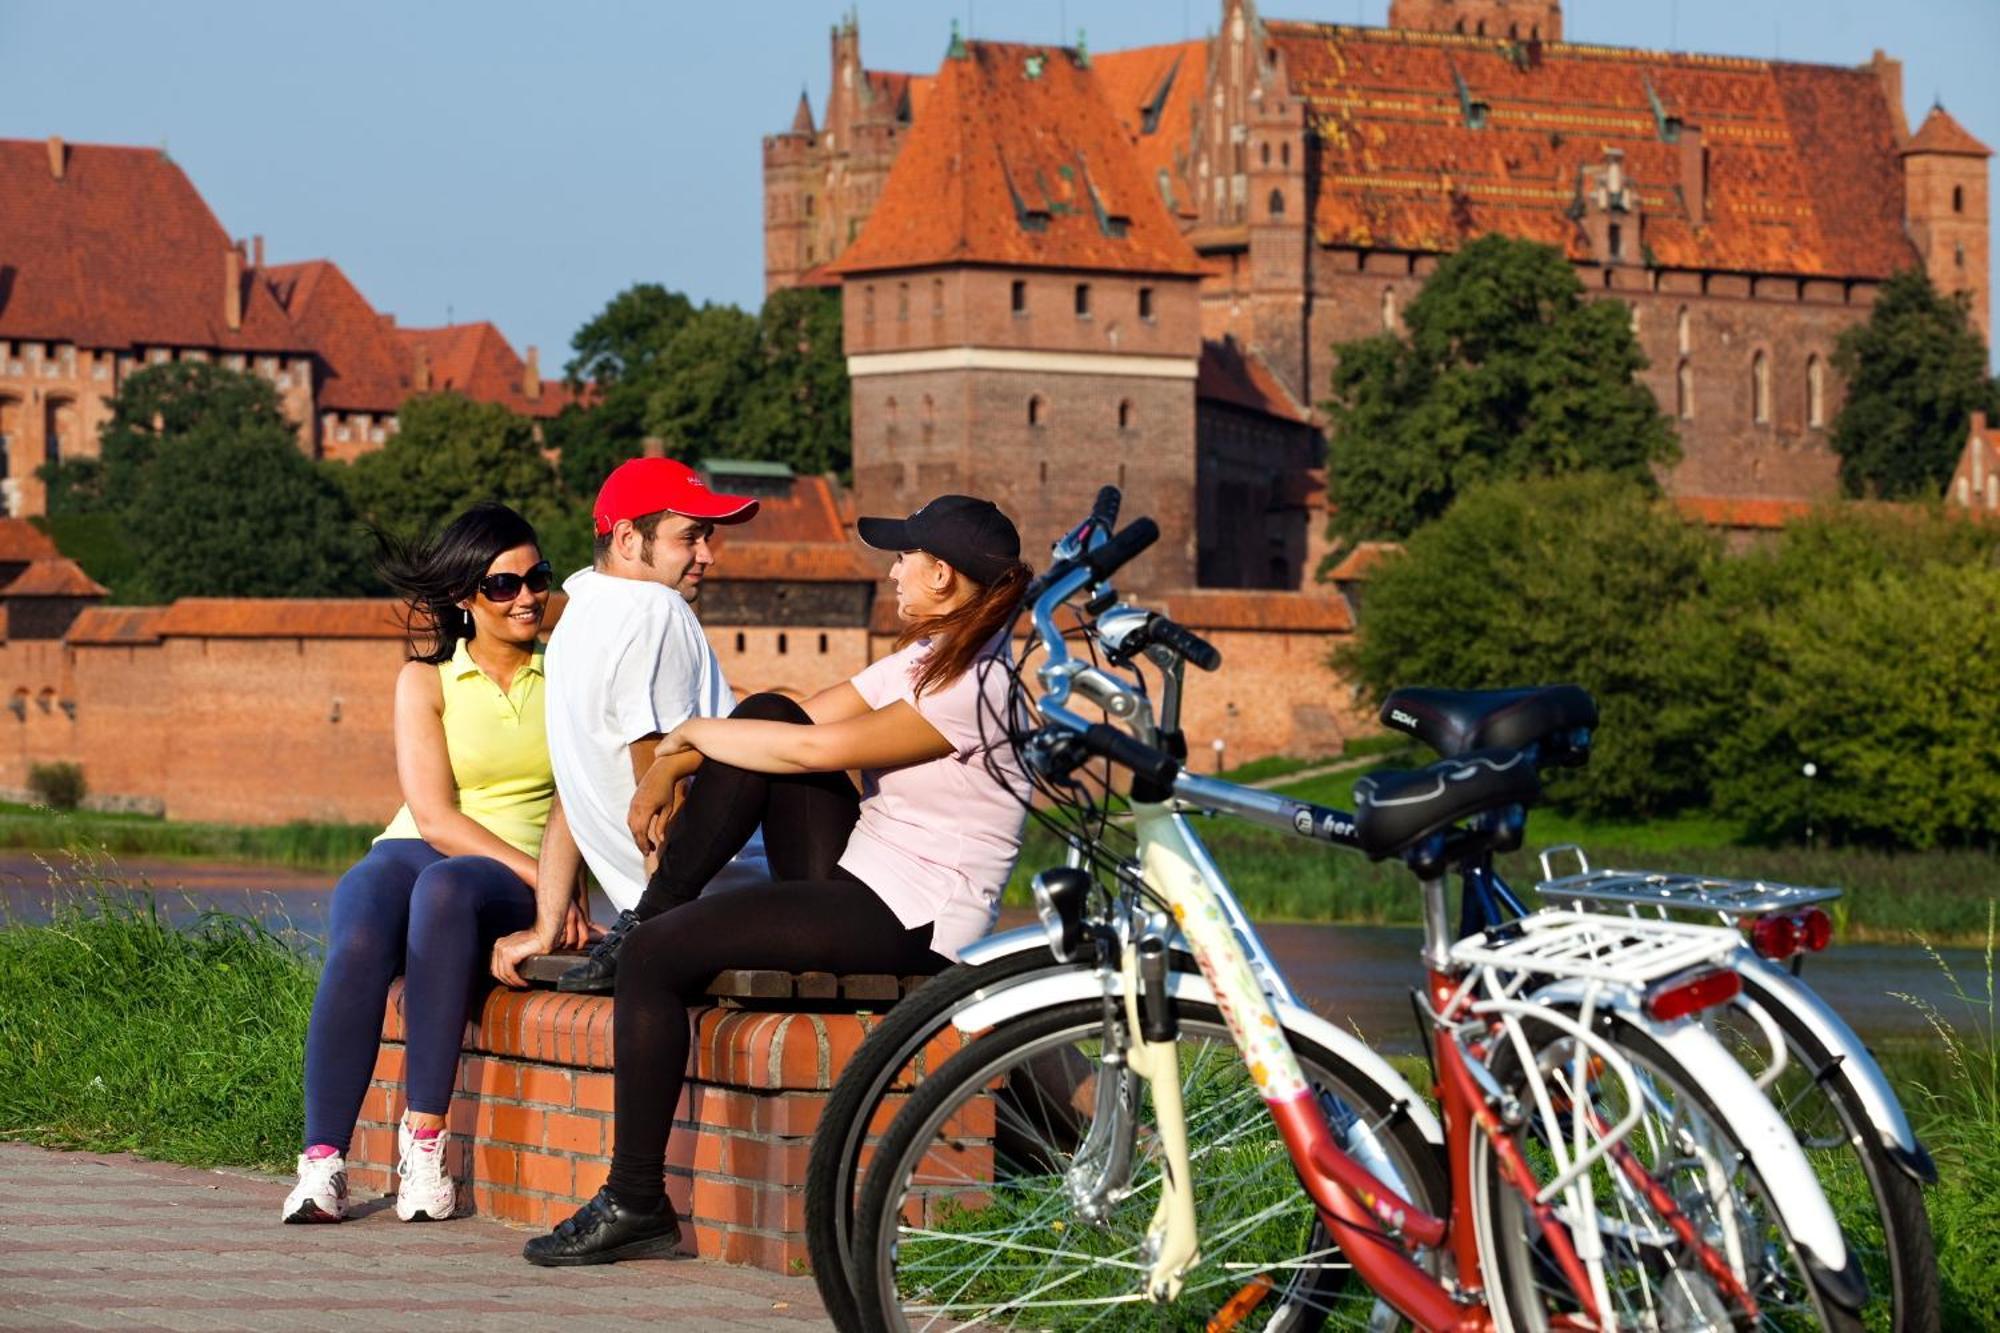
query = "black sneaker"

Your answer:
(557, 909), (639, 994)
(522, 1186), (681, 1267)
